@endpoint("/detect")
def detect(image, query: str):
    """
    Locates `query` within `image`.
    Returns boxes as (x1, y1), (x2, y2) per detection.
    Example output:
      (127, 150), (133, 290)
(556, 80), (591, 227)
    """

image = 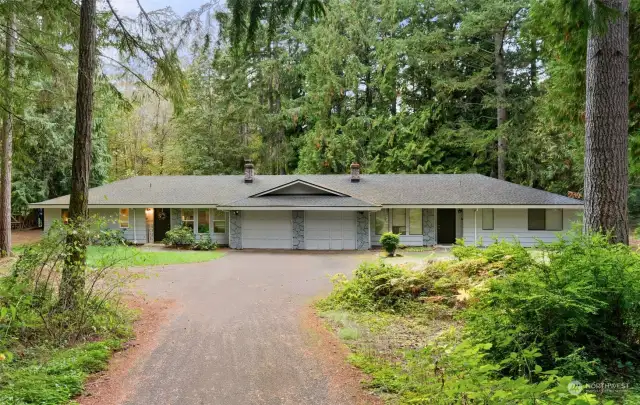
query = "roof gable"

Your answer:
(250, 179), (348, 197)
